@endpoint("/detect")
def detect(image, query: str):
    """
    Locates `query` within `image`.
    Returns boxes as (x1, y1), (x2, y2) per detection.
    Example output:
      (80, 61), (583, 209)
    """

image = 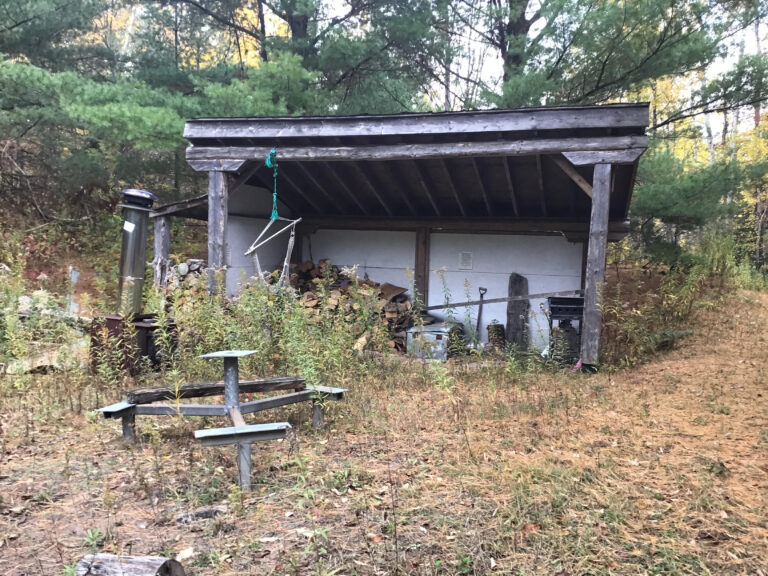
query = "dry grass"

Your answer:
(1, 291), (767, 575)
